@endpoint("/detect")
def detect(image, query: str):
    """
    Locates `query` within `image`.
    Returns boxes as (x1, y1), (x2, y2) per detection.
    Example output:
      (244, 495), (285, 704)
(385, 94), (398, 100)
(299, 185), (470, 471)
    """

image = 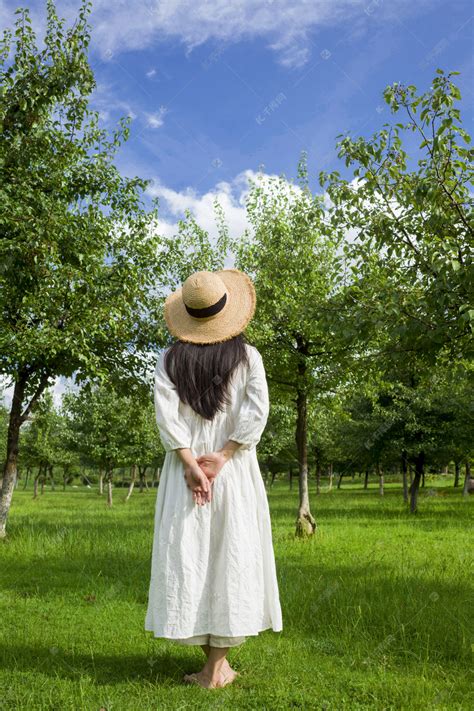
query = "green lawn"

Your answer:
(0, 477), (472, 710)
